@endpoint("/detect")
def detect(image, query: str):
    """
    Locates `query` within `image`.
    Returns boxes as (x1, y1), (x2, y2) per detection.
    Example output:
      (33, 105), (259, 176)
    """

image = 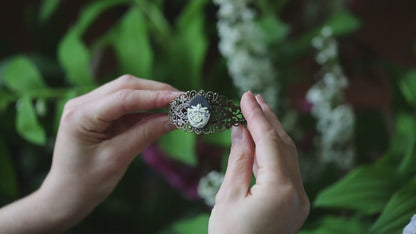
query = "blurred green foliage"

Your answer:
(0, 140), (19, 202)
(0, 0), (415, 233)
(160, 130), (197, 166)
(161, 214), (209, 234)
